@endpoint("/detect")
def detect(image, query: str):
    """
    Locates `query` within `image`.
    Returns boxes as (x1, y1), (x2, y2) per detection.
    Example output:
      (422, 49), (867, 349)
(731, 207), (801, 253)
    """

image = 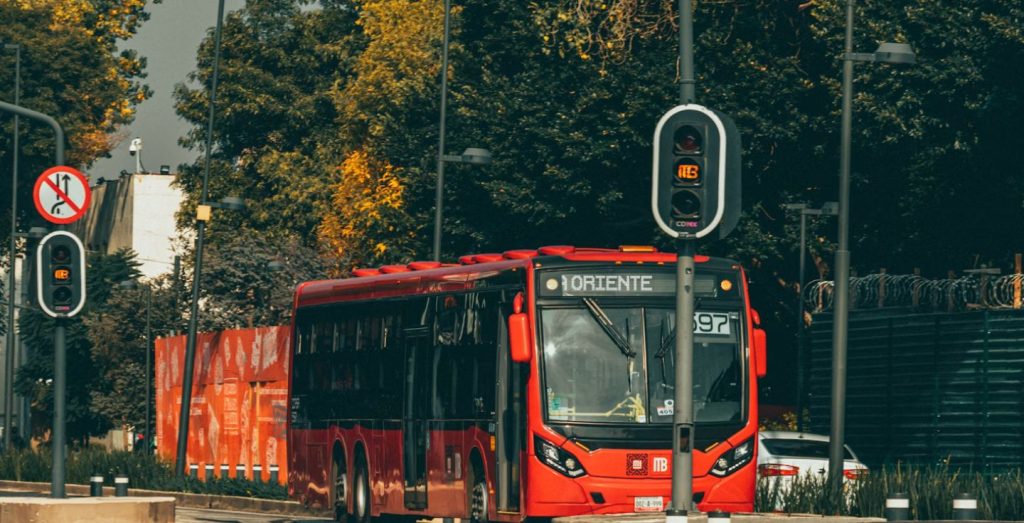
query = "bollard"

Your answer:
(205, 464), (215, 481)
(114, 475), (129, 497)
(269, 464), (279, 484)
(253, 464), (263, 483)
(89, 475), (103, 497)
(189, 463), (198, 479)
(236, 463), (246, 480)
(220, 464), (230, 479)
(885, 492), (910, 521)
(708, 510), (730, 523)
(953, 492), (978, 520)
